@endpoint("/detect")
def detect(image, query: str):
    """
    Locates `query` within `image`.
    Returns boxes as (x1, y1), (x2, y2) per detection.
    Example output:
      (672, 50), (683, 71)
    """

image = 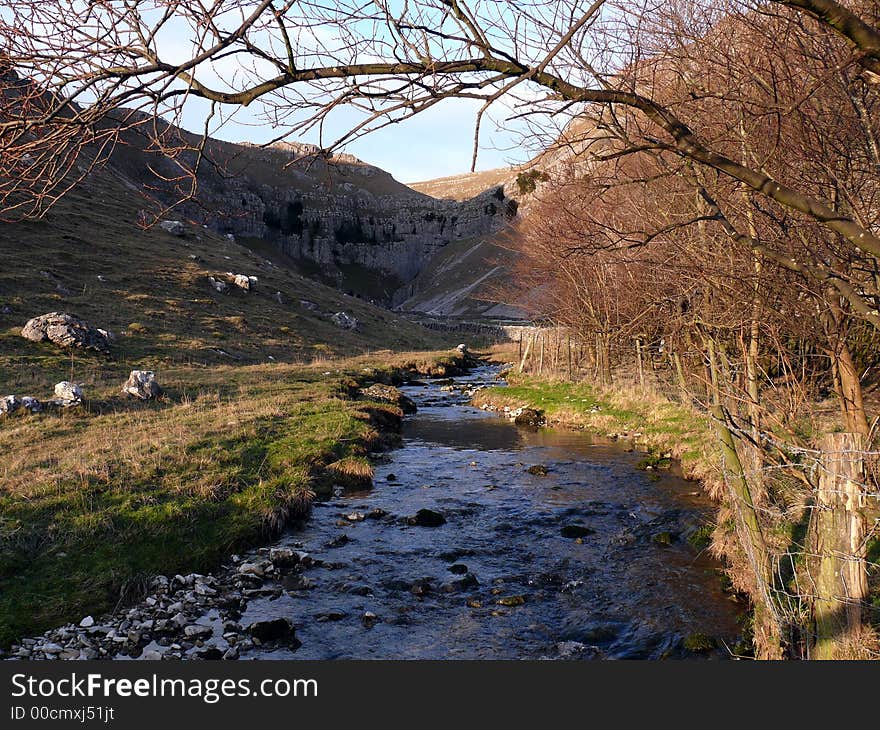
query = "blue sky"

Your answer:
(178, 95), (529, 183)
